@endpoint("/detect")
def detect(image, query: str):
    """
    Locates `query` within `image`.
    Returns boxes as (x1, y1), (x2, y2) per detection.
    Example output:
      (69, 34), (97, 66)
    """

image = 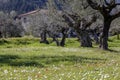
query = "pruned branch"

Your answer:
(81, 15), (97, 30)
(87, 0), (101, 10)
(81, 0), (89, 9)
(87, 0), (120, 16)
(104, 0), (111, 6)
(104, 0), (118, 12)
